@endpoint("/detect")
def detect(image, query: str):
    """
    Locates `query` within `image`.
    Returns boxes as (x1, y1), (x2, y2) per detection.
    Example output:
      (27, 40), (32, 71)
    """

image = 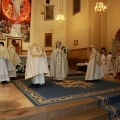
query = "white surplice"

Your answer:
(25, 45), (50, 85)
(0, 44), (10, 82)
(0, 58), (10, 82)
(106, 53), (113, 74)
(101, 54), (107, 75)
(50, 48), (69, 80)
(0, 44), (15, 80)
(85, 48), (104, 80)
(7, 44), (21, 77)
